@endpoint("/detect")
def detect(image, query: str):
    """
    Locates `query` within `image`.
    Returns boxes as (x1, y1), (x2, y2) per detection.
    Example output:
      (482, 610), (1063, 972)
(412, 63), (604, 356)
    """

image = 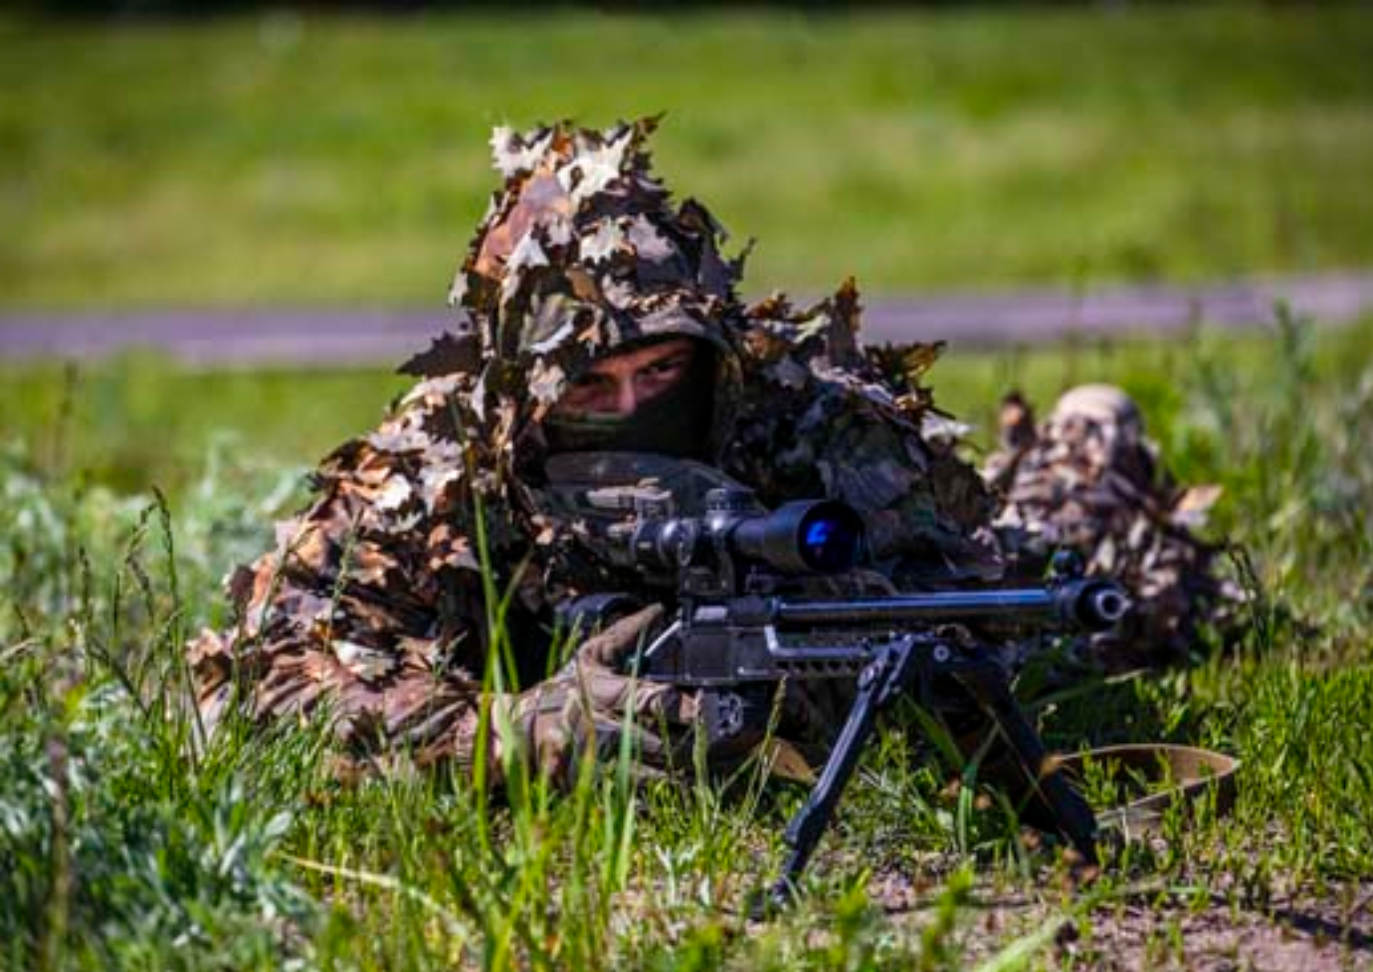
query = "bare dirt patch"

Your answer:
(867, 868), (1372, 971)
(1060, 883), (1373, 971)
